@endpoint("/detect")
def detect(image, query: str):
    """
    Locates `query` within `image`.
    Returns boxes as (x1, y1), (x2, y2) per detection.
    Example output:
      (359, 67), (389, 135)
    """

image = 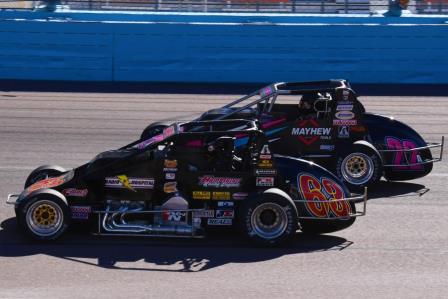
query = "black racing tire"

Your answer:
(335, 144), (383, 192)
(140, 122), (169, 140)
(299, 201), (356, 235)
(17, 189), (70, 241)
(240, 189), (298, 247)
(24, 165), (66, 189)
